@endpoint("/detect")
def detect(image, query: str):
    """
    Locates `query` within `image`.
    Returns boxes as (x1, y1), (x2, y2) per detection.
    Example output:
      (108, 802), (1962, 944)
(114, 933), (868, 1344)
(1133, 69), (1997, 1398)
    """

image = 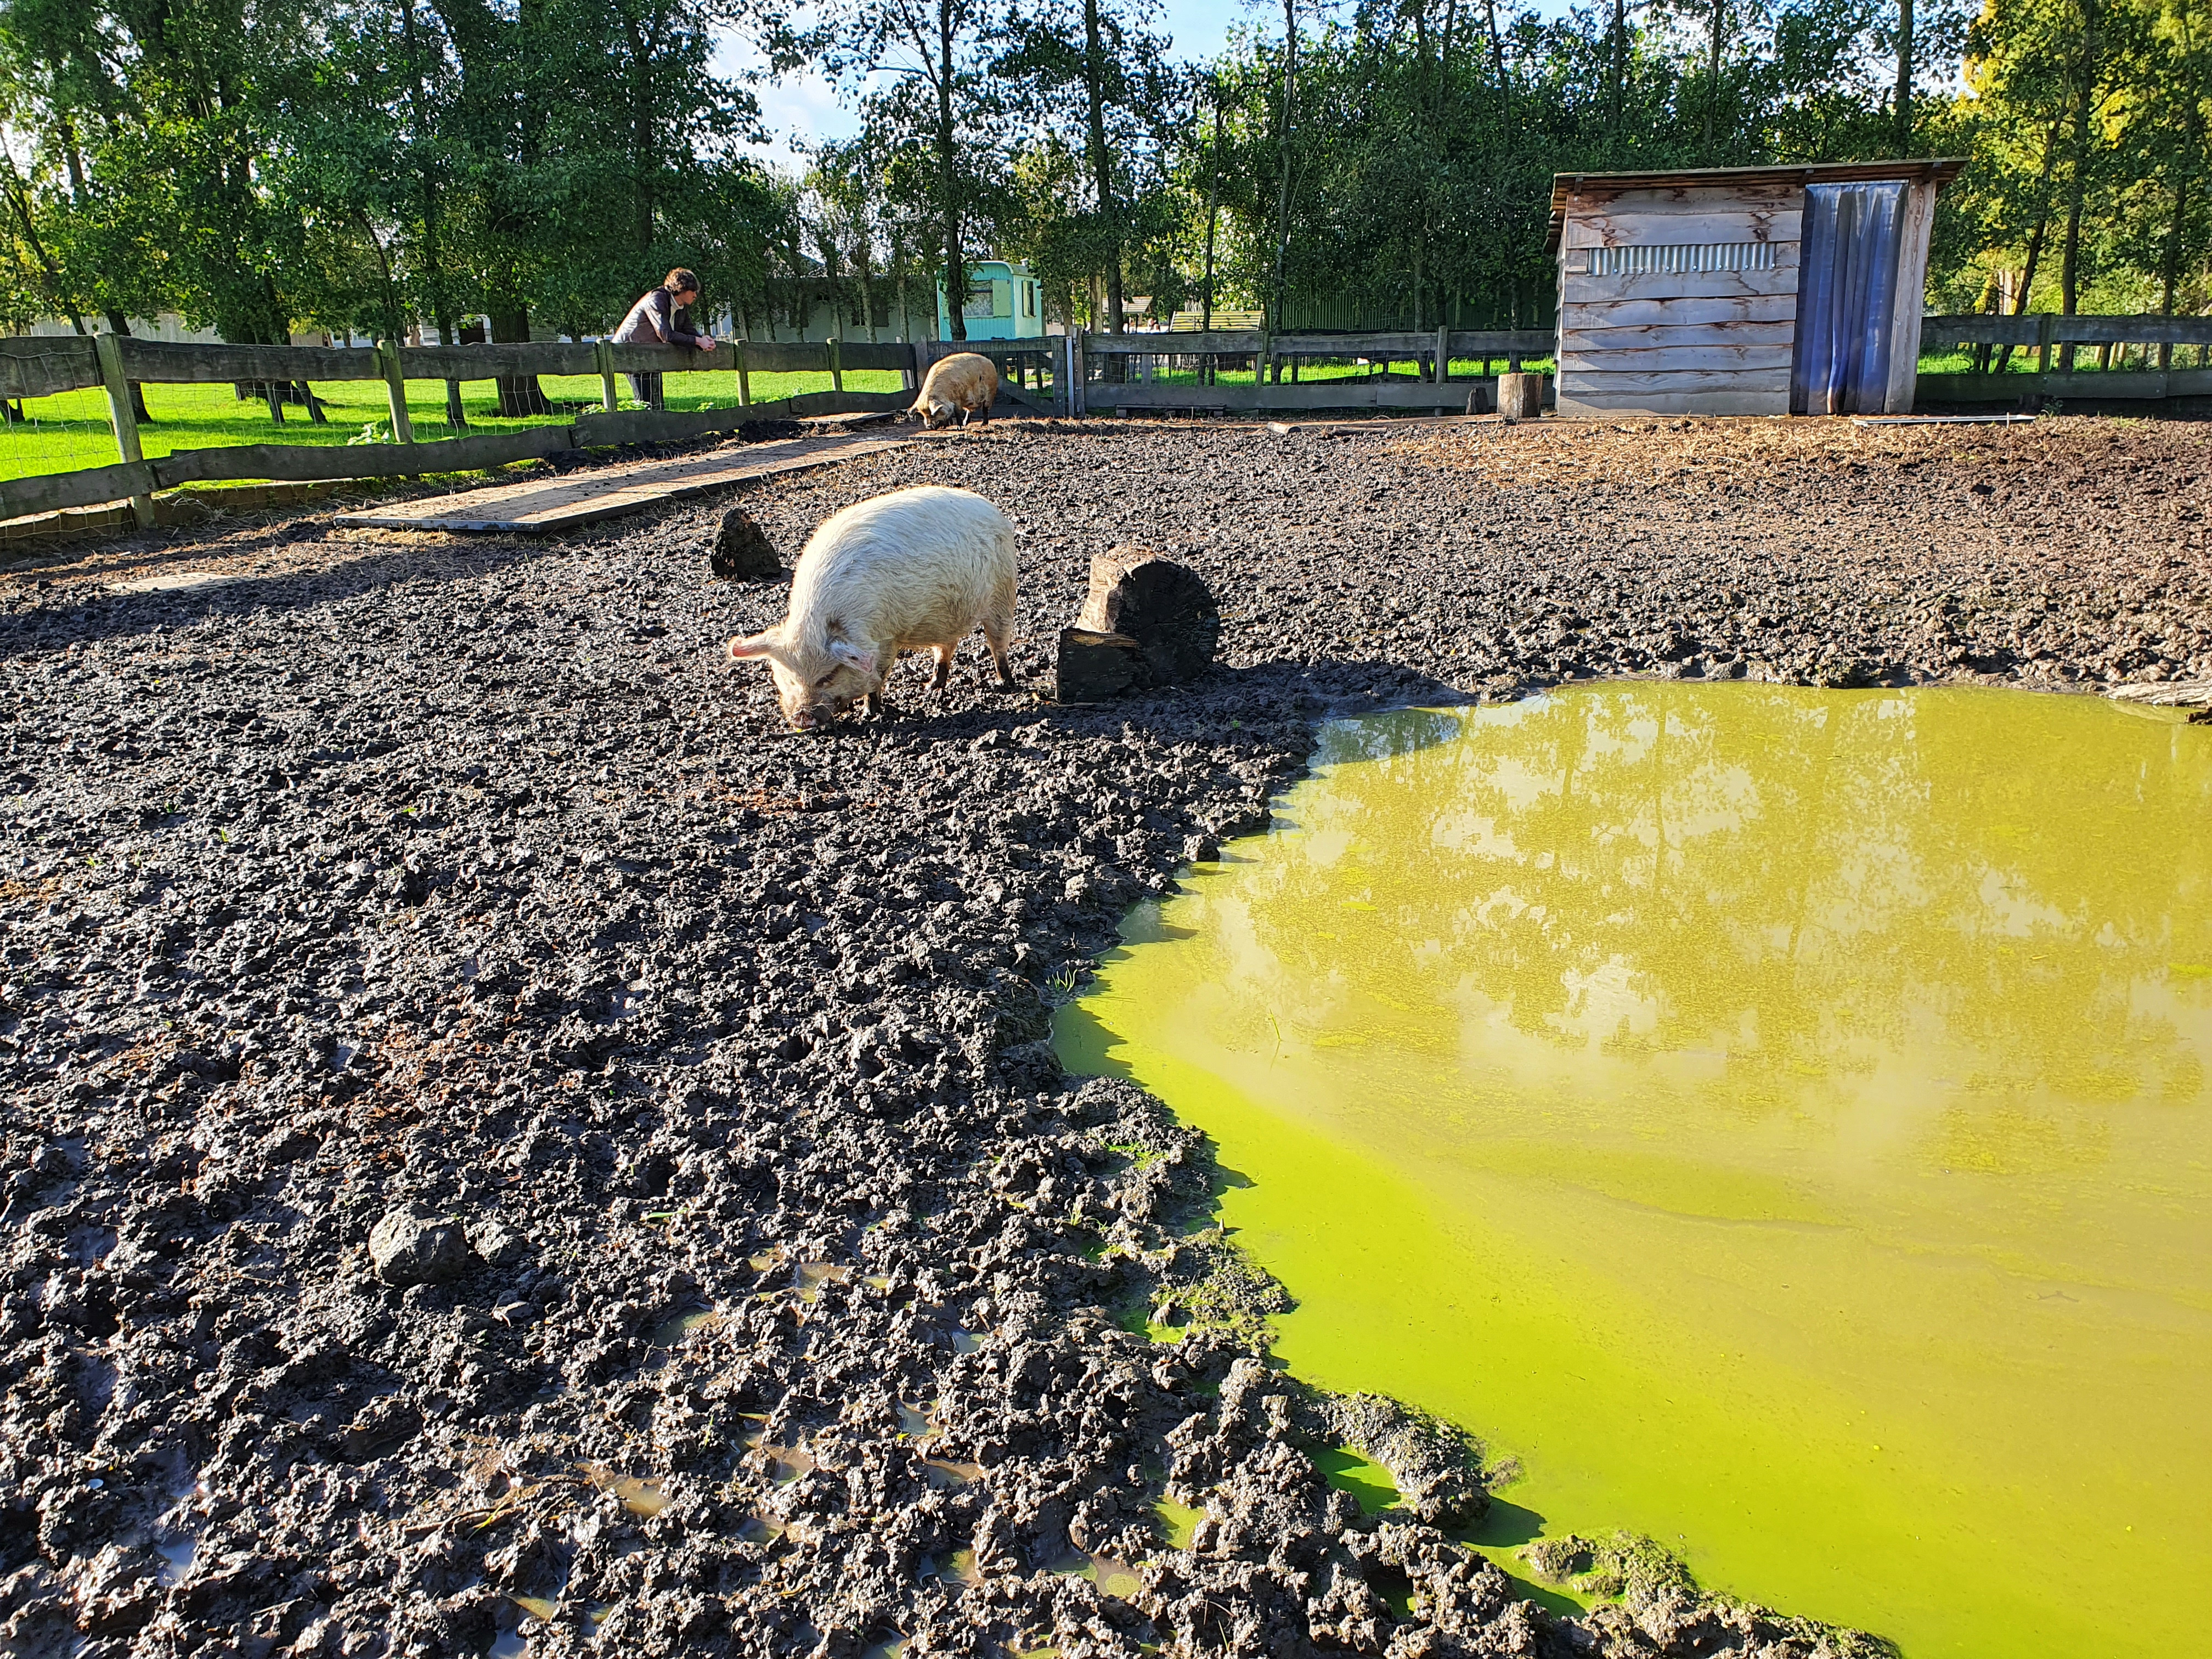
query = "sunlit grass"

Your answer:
(0, 370), (910, 481)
